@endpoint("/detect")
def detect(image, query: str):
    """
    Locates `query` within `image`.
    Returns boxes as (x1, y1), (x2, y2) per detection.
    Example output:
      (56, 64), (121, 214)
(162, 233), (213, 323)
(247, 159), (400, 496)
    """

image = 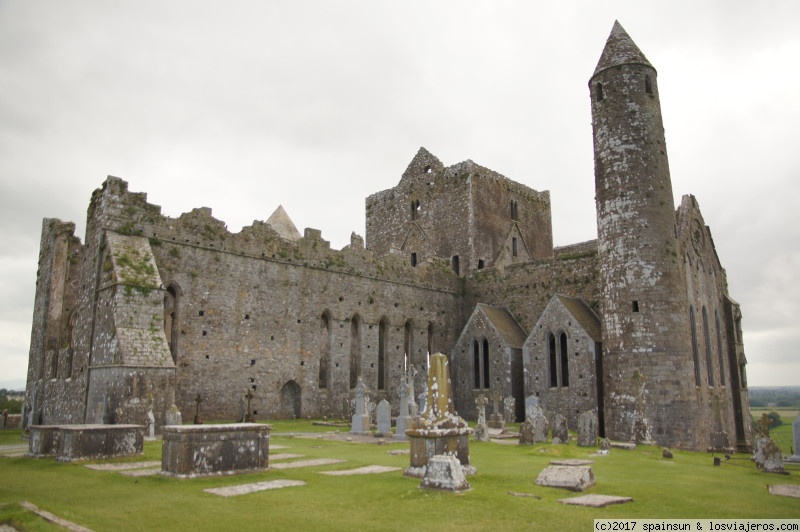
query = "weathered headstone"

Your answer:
(420, 454), (470, 491)
(165, 404), (182, 426)
(503, 396), (516, 424)
(552, 413), (569, 443)
(577, 410), (598, 447)
(473, 395), (489, 442)
(488, 391), (504, 429)
(518, 419), (535, 445)
(376, 399), (392, 437)
(753, 436), (785, 473)
(395, 374), (412, 440)
(531, 405), (548, 443)
(350, 377), (370, 433)
(524, 395), (539, 418)
(599, 438), (611, 454)
(662, 448), (673, 459)
(145, 406), (155, 440)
